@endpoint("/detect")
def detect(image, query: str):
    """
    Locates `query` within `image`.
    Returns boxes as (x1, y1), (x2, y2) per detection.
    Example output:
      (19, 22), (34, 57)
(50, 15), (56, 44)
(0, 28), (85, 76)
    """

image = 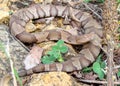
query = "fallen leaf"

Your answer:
(24, 46), (43, 70)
